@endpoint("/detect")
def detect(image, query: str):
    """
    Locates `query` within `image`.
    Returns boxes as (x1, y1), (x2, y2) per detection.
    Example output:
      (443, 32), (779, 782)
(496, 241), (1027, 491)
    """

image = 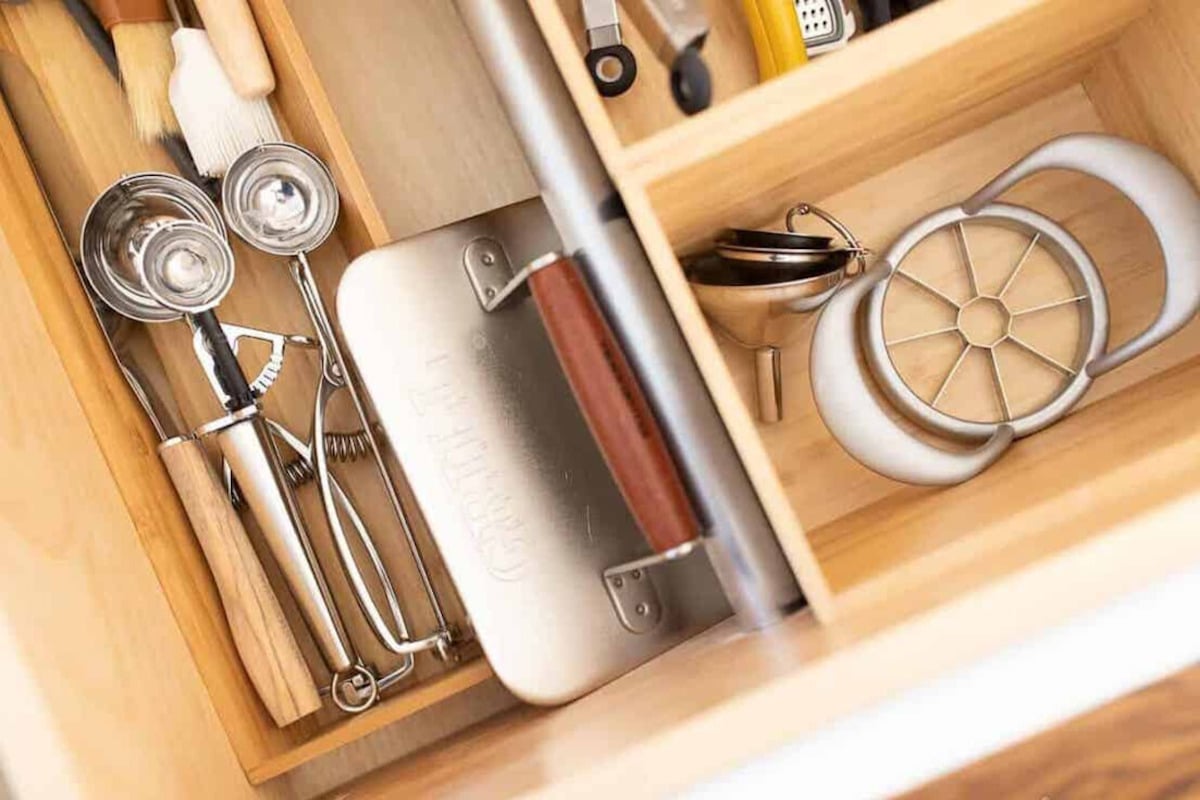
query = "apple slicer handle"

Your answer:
(965, 133), (1200, 378)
